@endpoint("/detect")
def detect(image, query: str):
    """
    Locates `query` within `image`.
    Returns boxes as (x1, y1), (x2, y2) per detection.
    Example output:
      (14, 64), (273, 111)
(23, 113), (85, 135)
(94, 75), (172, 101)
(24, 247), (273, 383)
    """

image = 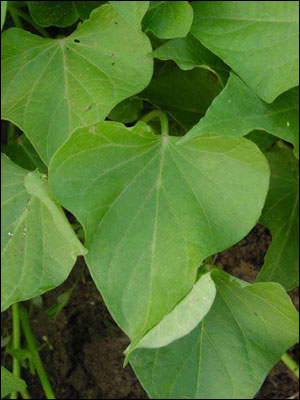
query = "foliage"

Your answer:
(1, 1), (299, 399)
